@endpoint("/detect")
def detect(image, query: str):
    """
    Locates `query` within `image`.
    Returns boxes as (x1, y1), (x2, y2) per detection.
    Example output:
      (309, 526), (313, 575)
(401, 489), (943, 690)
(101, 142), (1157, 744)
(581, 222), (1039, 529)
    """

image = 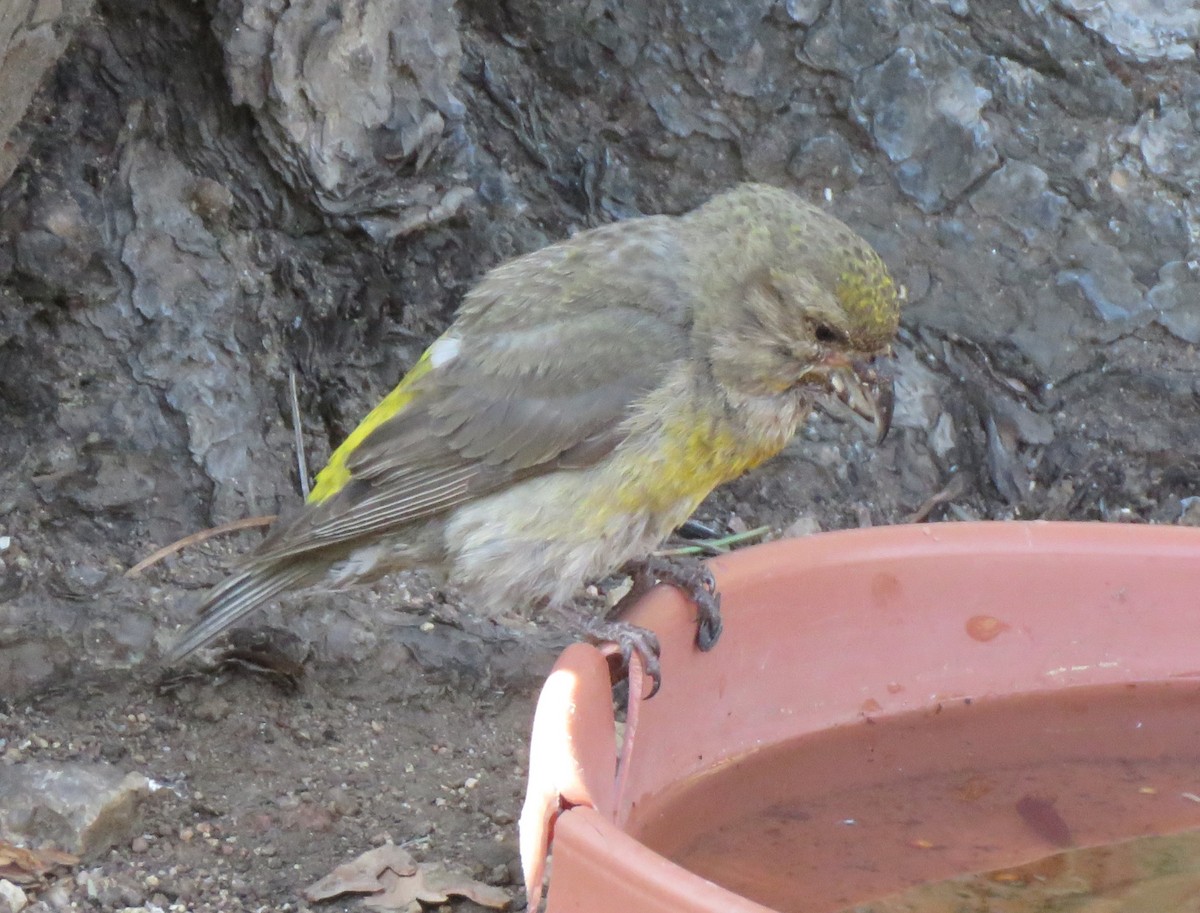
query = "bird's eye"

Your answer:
(813, 323), (841, 344)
